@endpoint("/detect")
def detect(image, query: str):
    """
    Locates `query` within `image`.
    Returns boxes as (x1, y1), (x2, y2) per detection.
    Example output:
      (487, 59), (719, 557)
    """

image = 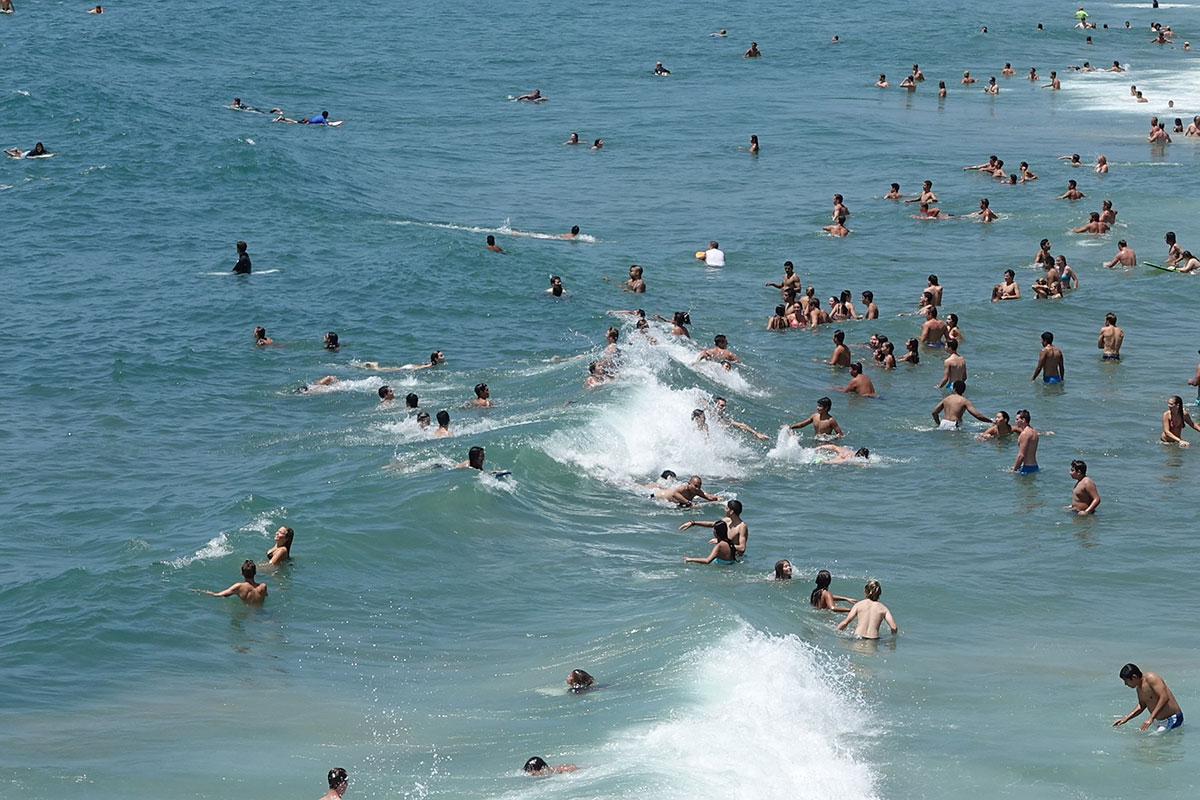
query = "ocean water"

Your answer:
(3, 0), (1200, 797)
